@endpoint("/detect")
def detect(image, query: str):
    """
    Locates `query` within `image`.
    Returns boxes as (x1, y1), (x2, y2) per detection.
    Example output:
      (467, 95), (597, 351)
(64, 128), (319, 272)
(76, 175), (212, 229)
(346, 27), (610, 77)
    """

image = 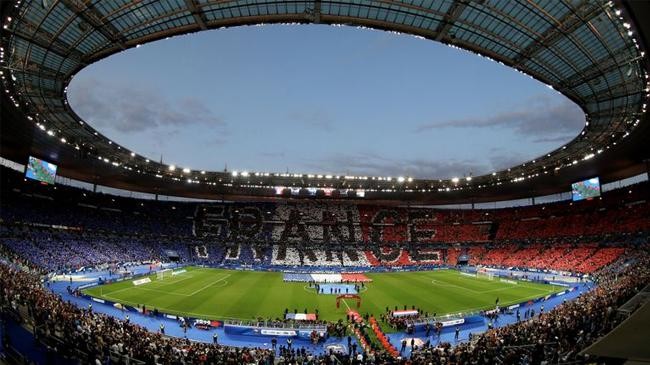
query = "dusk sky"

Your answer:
(67, 24), (584, 179)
